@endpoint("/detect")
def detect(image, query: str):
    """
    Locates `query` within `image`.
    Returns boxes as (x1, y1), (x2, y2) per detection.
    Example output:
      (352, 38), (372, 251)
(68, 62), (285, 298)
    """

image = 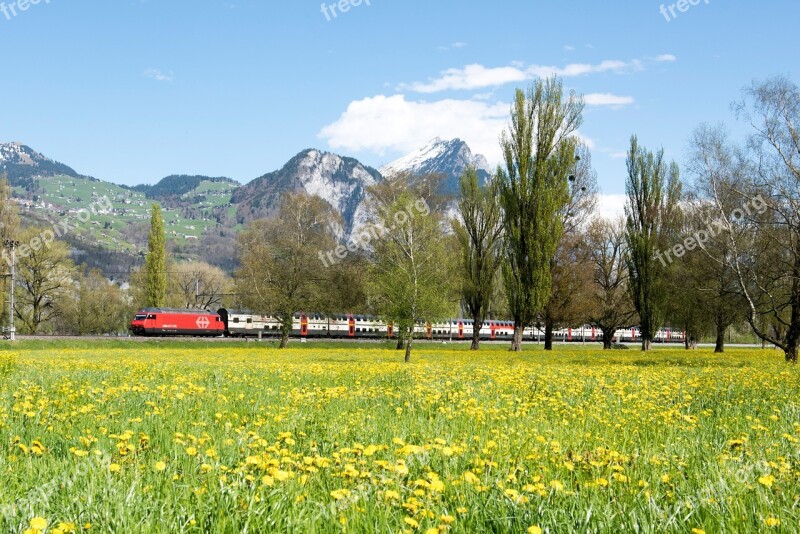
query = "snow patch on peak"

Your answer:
(379, 138), (492, 179)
